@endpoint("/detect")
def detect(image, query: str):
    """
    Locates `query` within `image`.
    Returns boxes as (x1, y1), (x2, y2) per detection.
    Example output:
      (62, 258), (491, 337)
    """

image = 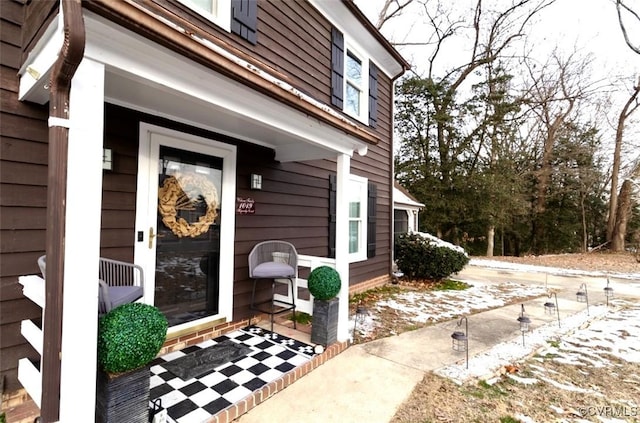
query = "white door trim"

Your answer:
(135, 123), (237, 328)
